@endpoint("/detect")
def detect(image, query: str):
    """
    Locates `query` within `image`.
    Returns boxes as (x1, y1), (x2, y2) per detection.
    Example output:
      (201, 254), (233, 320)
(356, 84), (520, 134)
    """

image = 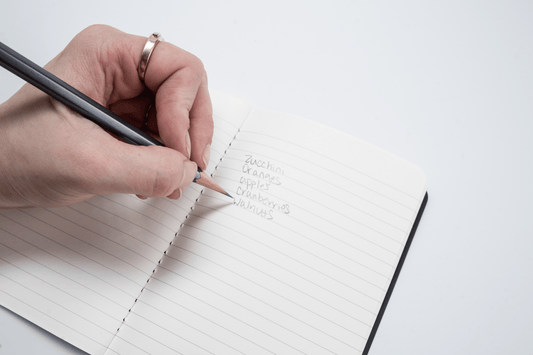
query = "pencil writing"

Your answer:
(234, 154), (290, 220)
